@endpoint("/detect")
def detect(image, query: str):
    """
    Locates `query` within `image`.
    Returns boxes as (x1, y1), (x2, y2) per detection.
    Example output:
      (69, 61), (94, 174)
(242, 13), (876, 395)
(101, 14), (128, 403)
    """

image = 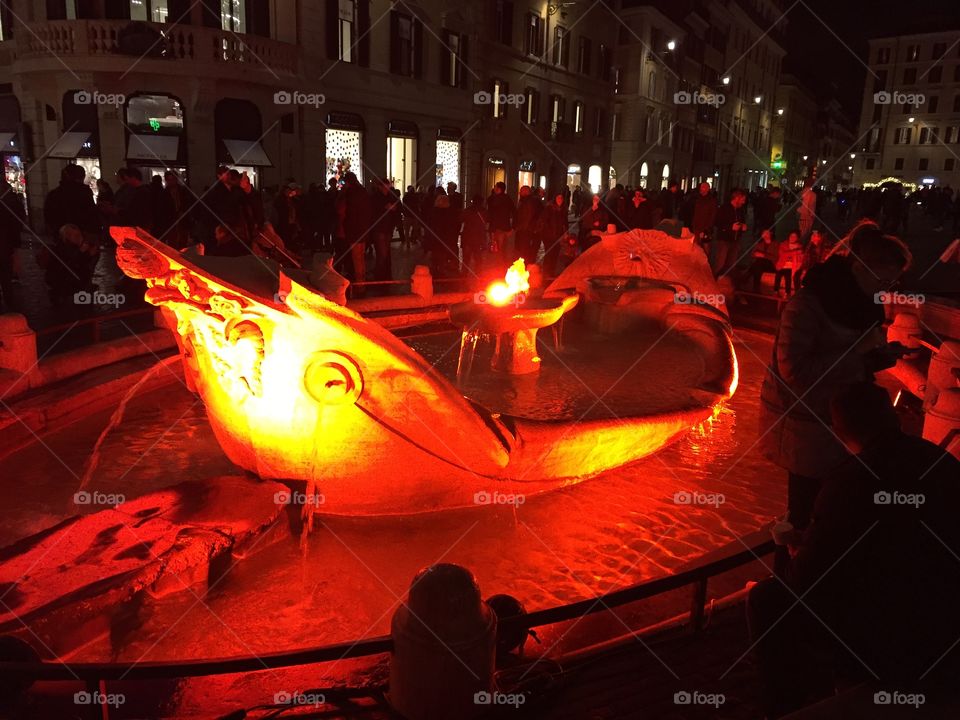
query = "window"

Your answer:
(549, 95), (564, 139)
(876, 47), (891, 64)
(221, 0), (245, 32)
(493, 79), (508, 118)
(612, 111), (620, 141)
(593, 107), (604, 138)
(954, 95), (960, 112)
(613, 67), (621, 94)
(955, 65), (960, 82)
(894, 157), (904, 170)
(573, 101), (584, 133)
(442, 31), (466, 88)
(903, 68), (917, 84)
(336, 0), (356, 62)
(928, 96), (938, 113)
(599, 43), (610, 81)
(495, 0), (513, 46)
(129, 0), (168, 22)
(906, 44), (919, 61)
(932, 42), (947, 59)
(524, 13), (543, 55)
(919, 127), (932, 144)
(865, 158), (876, 170)
(919, 158), (928, 170)
(552, 26), (569, 68)
(578, 36), (592, 74)
(929, 66), (942, 83)
(524, 88), (539, 125)
(946, 158), (956, 171)
(390, 11), (421, 78)
(0, 0), (13, 38)
(894, 127), (912, 144)
(946, 126), (959, 143)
